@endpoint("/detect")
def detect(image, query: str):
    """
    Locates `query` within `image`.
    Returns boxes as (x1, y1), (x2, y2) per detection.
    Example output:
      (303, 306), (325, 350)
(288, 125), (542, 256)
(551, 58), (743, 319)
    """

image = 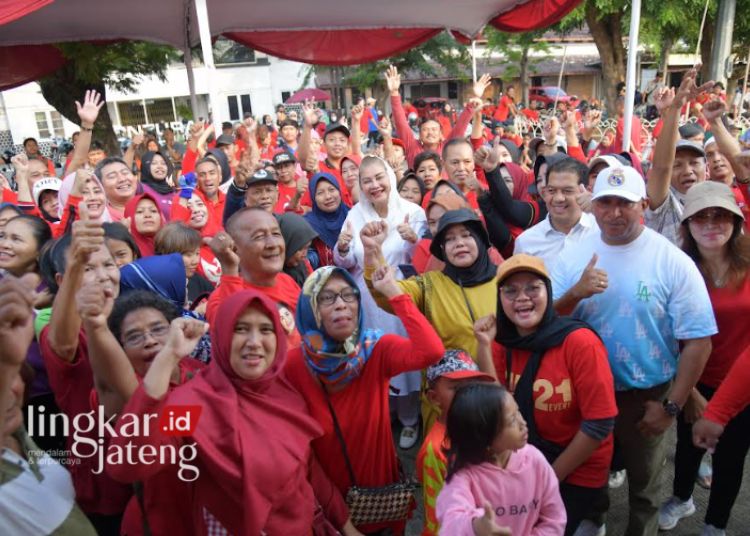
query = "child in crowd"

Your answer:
(417, 349), (496, 536)
(436, 382), (566, 535)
